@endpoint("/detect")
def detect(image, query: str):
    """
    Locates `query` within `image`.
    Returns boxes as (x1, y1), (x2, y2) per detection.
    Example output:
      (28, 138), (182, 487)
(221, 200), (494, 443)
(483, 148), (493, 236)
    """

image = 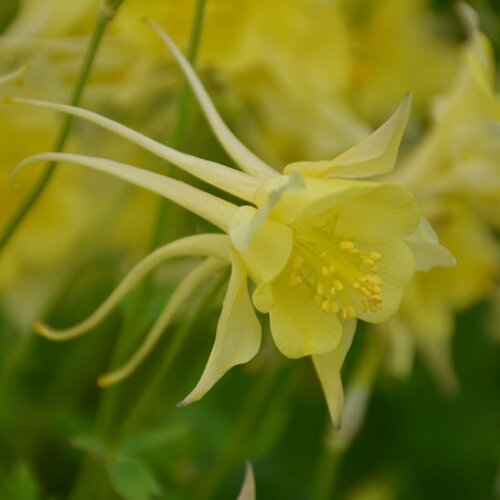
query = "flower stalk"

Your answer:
(0, 0), (125, 254)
